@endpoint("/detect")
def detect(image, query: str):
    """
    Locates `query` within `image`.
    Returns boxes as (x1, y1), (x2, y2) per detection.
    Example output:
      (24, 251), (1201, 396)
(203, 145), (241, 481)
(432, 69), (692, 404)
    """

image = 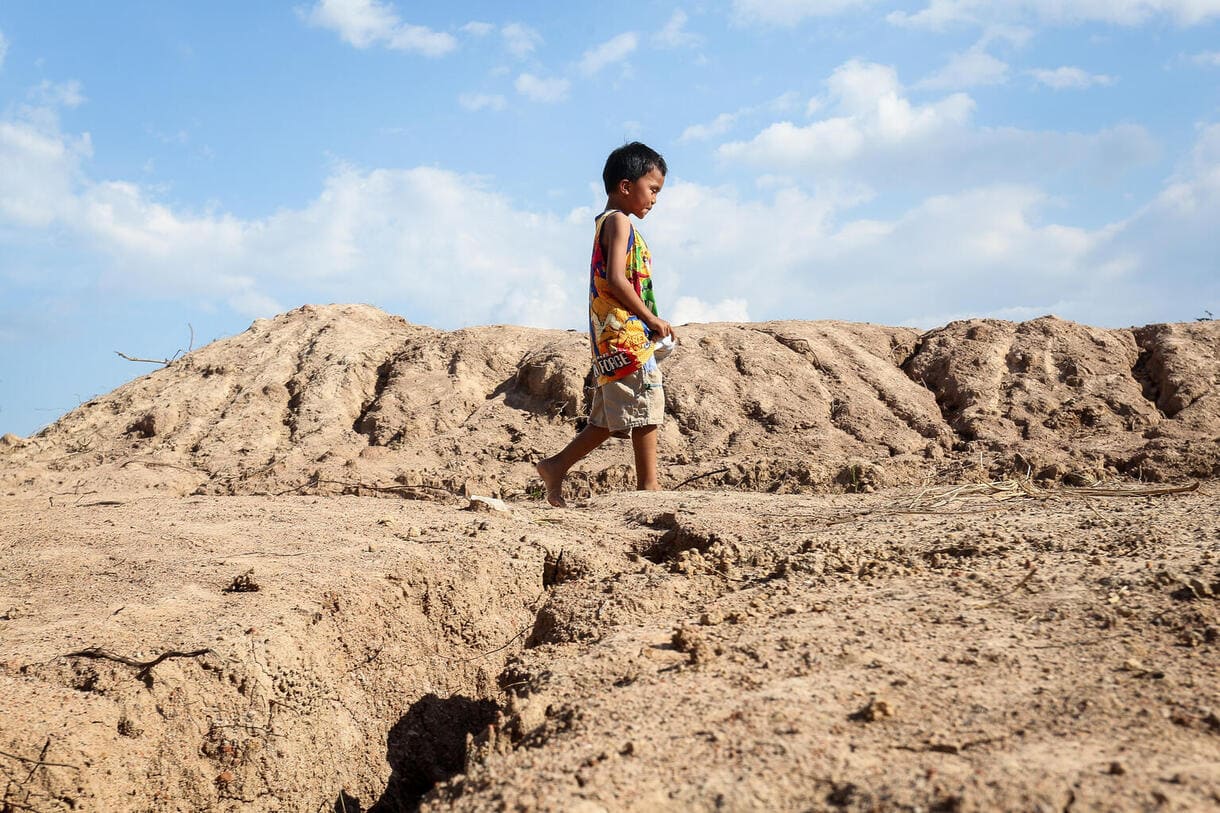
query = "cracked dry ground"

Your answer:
(2, 484), (1219, 812)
